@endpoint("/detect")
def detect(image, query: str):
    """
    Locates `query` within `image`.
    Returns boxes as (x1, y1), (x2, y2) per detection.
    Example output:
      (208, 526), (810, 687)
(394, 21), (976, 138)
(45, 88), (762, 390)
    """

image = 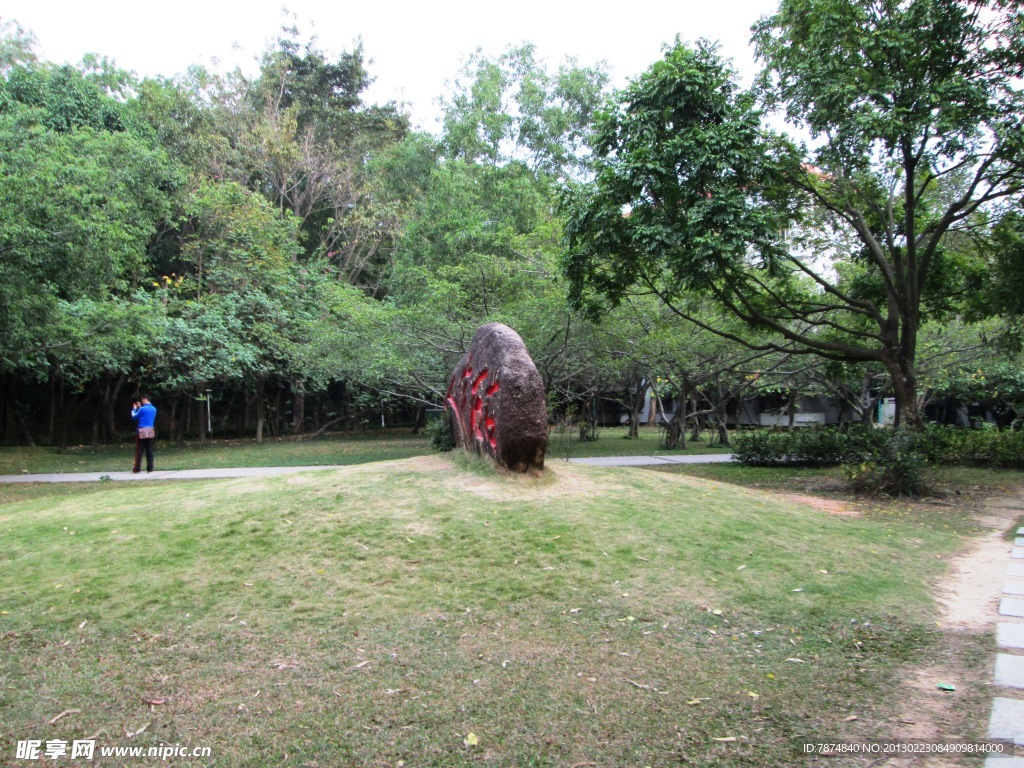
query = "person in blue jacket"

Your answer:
(131, 394), (157, 473)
